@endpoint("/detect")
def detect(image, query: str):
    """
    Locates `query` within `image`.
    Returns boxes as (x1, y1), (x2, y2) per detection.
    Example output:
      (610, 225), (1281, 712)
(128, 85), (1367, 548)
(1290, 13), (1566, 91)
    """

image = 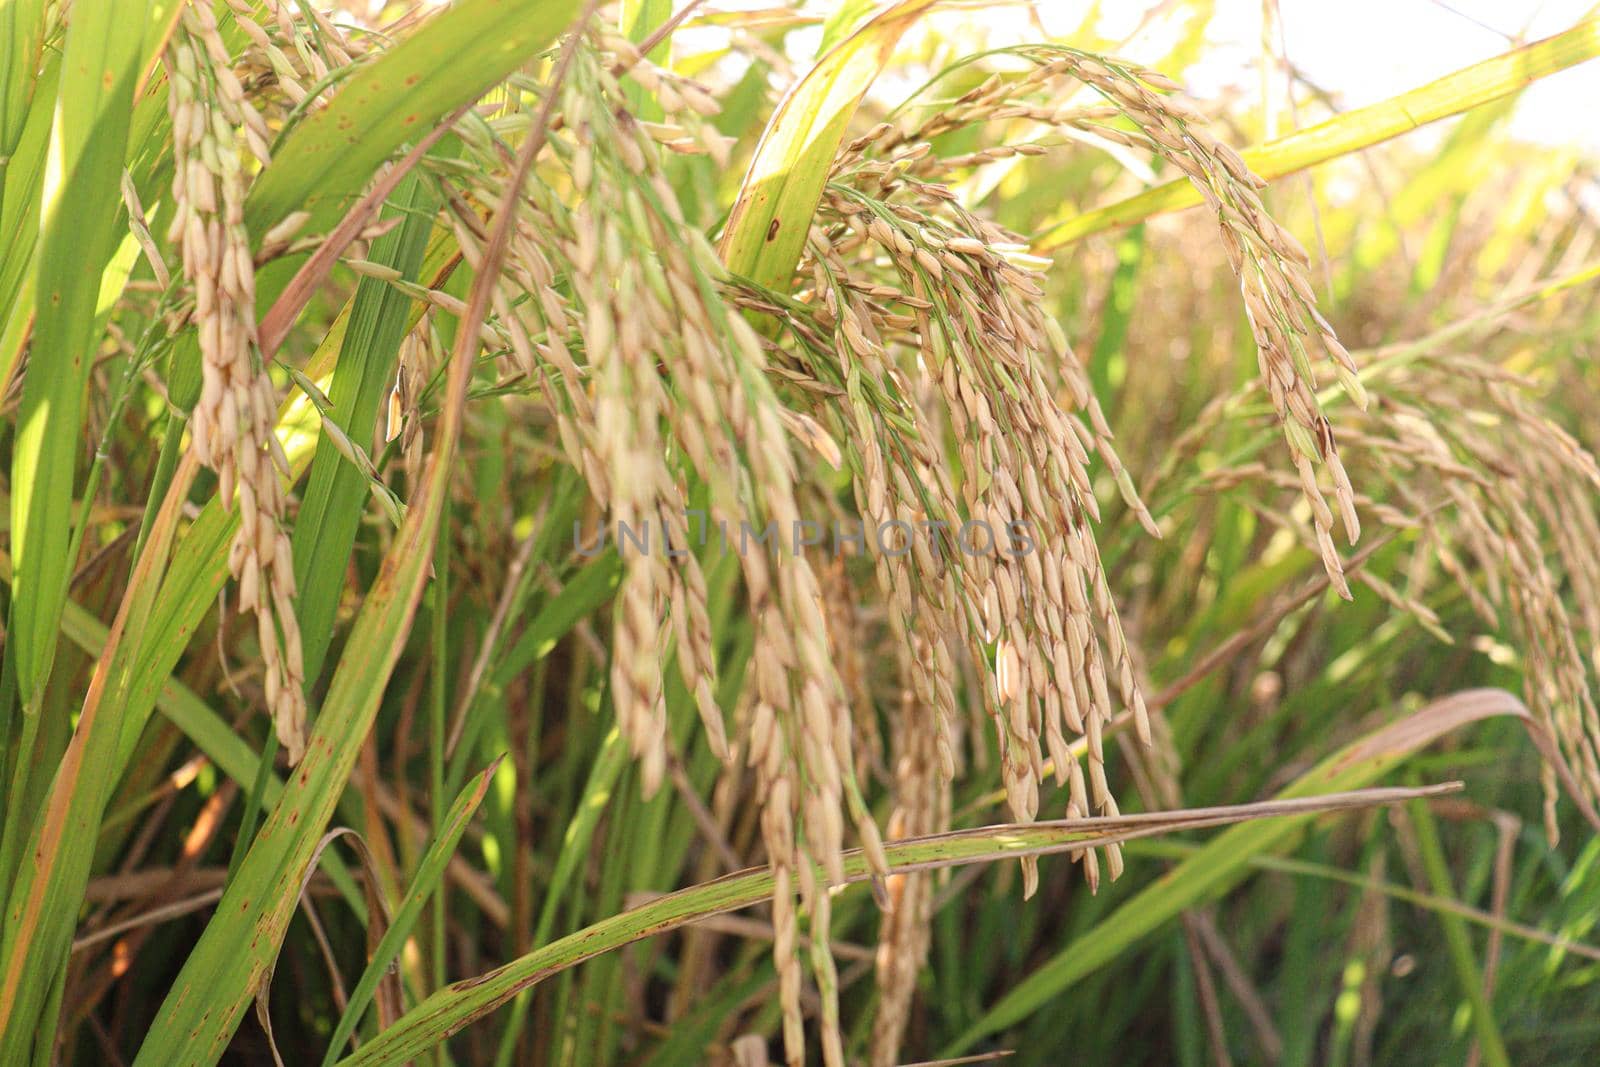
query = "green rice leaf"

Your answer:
(0, 0), (50, 174)
(6, 0), (167, 710)
(319, 757), (501, 1066)
(131, 419), (455, 1065)
(292, 174), (441, 684)
(621, 0), (671, 119)
(0, 450), (193, 1058)
(0, 49), (58, 398)
(133, 29), (542, 1048)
